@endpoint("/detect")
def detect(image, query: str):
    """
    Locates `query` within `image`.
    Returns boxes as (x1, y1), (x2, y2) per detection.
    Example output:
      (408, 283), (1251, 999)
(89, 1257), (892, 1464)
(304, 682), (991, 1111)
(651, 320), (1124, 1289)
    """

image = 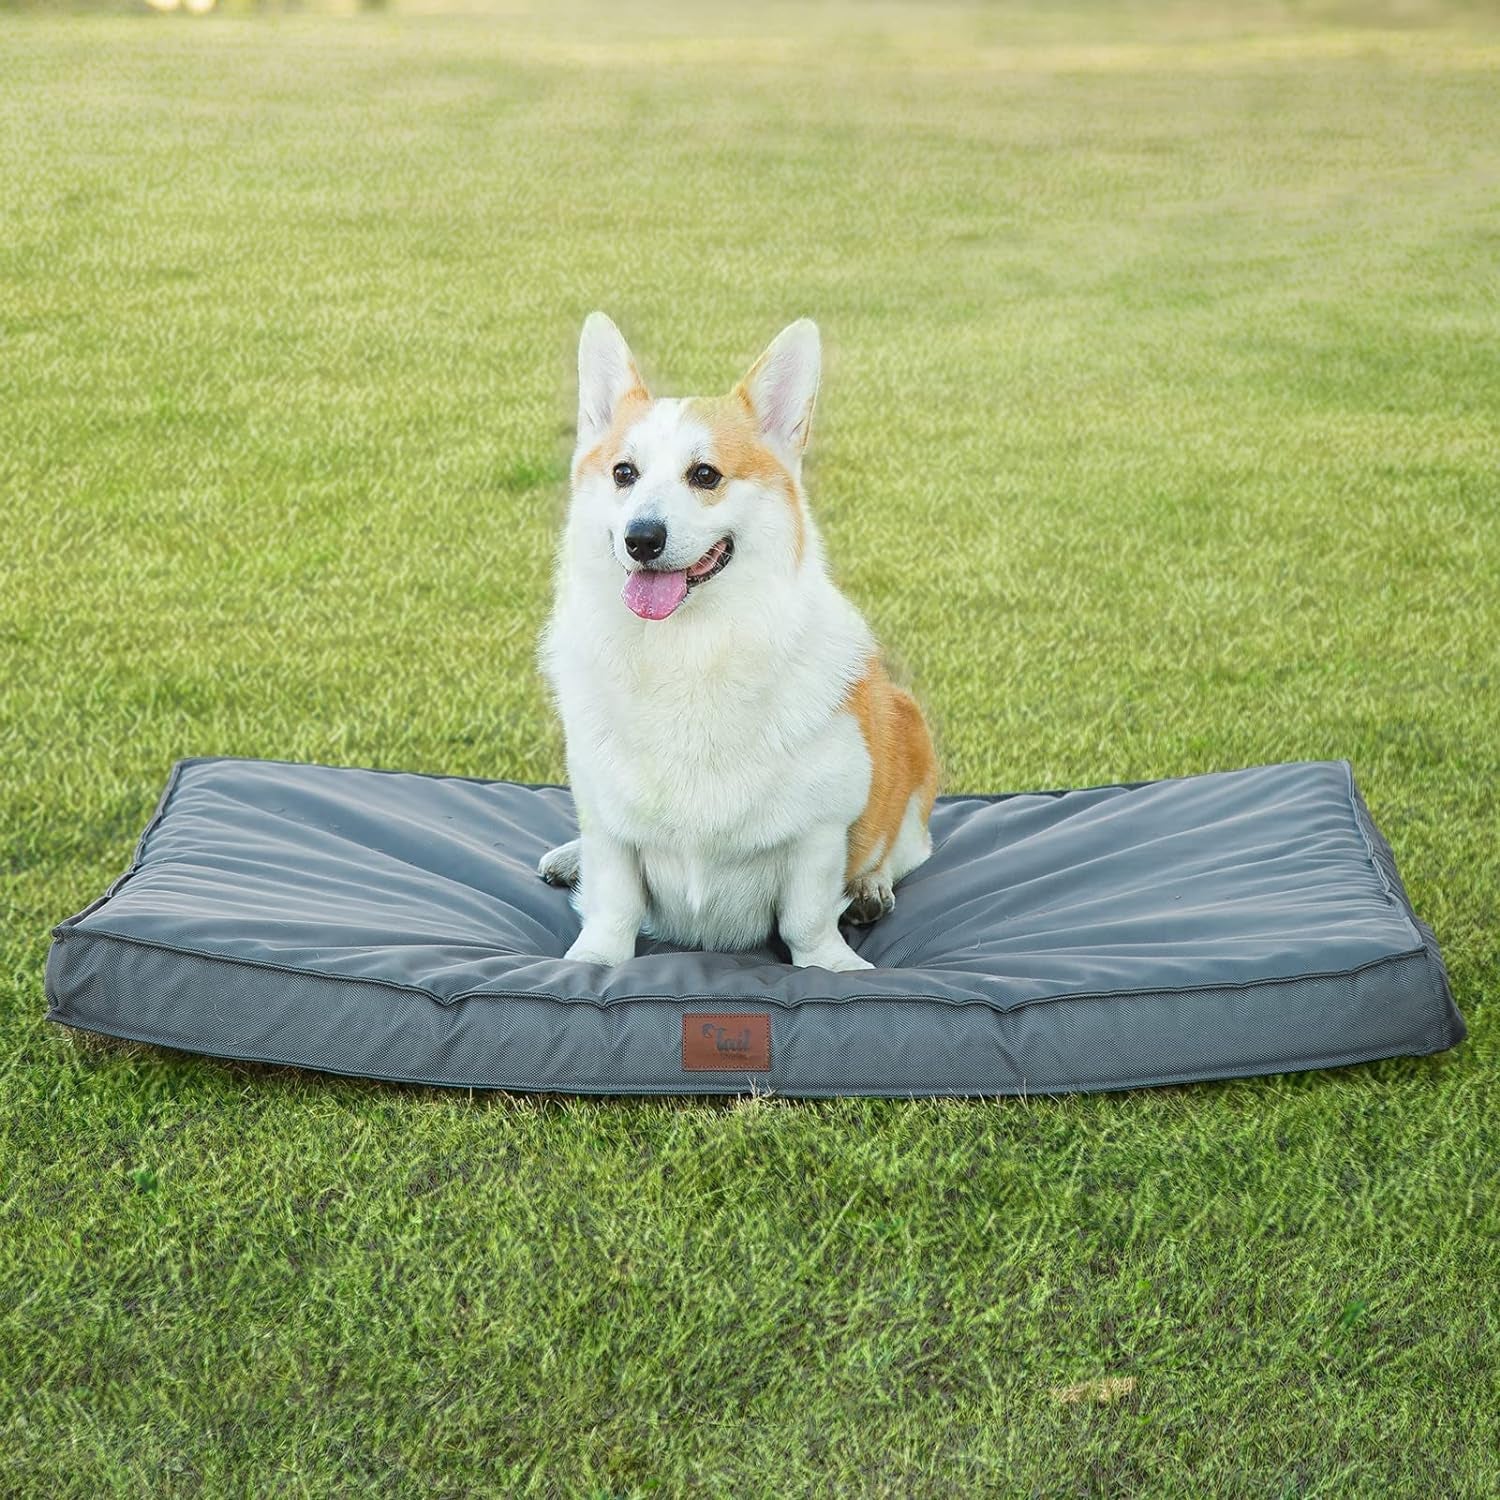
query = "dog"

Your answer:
(537, 314), (937, 971)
